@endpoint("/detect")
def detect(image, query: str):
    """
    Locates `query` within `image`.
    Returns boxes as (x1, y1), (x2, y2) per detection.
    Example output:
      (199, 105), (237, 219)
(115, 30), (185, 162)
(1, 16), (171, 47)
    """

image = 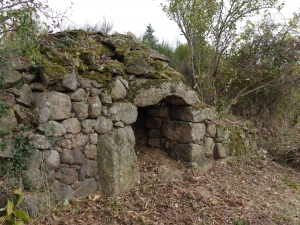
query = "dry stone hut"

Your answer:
(0, 30), (257, 206)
